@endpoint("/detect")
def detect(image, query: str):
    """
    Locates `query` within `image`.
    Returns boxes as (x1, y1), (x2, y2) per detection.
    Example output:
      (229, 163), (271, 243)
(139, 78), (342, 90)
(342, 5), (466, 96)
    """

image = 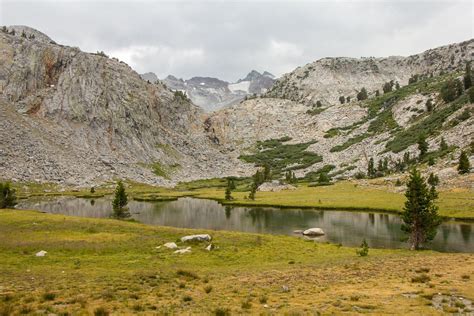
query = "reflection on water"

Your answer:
(17, 196), (474, 253)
